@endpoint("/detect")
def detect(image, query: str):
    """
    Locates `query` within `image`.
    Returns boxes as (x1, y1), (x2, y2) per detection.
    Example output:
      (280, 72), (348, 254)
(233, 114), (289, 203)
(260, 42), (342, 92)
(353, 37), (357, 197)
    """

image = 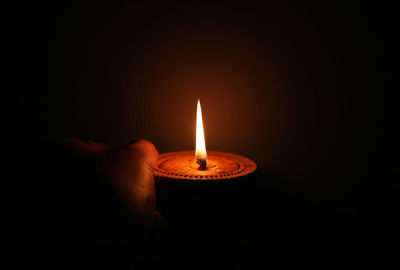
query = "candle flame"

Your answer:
(195, 99), (207, 161)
